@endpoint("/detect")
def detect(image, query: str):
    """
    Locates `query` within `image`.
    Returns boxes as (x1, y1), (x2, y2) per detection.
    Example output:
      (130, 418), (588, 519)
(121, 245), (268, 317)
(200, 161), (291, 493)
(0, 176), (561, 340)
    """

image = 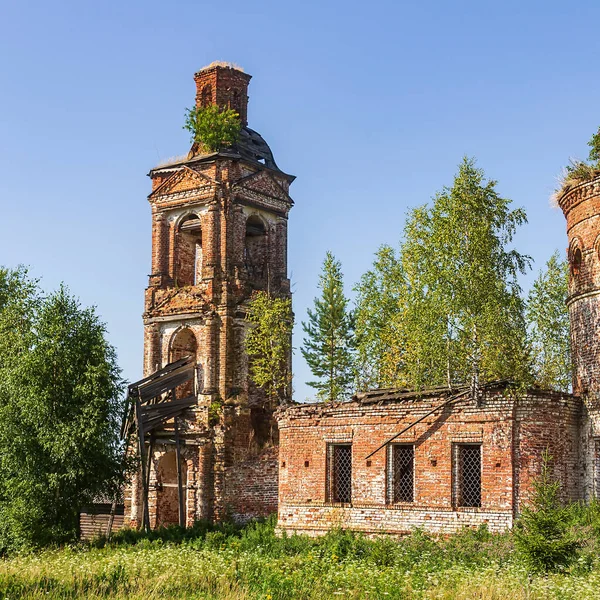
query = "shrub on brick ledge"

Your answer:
(183, 105), (241, 153)
(559, 127), (600, 193)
